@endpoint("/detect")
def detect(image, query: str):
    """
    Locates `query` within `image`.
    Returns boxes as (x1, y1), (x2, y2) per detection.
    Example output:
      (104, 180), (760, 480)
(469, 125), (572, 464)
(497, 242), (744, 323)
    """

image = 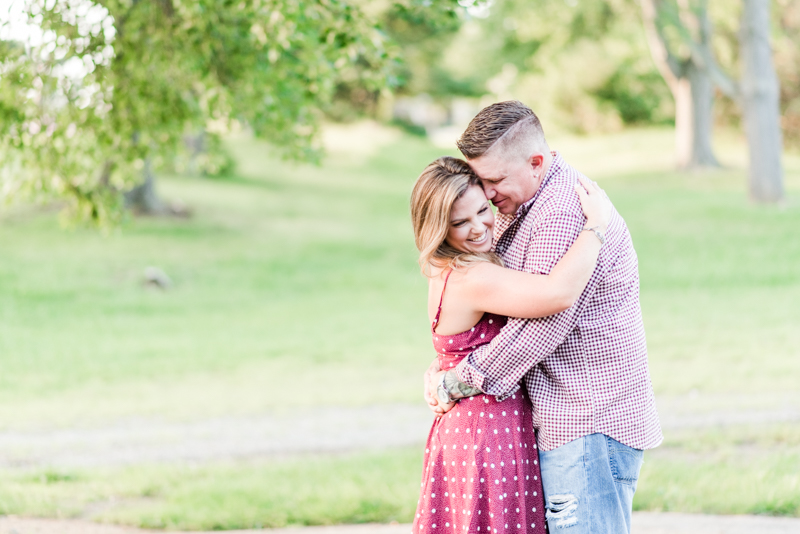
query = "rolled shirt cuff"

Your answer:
(489, 379), (521, 401)
(455, 359), (521, 401)
(454, 359), (485, 393)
